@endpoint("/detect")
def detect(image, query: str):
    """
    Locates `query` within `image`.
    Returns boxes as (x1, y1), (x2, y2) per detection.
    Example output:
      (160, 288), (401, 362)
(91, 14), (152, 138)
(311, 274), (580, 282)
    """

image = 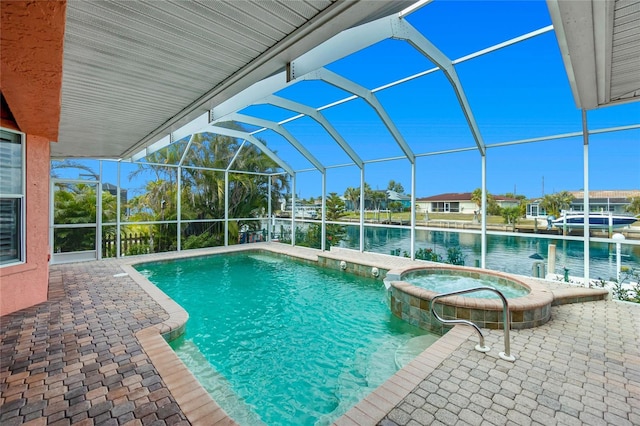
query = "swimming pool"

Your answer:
(135, 251), (434, 425)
